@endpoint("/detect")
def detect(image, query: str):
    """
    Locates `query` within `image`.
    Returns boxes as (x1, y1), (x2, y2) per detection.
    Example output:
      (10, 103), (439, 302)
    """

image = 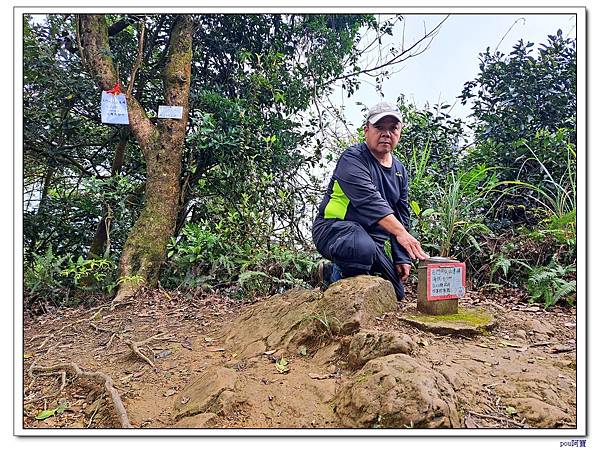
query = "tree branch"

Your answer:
(78, 14), (156, 152)
(127, 22), (145, 97)
(318, 15), (449, 89)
